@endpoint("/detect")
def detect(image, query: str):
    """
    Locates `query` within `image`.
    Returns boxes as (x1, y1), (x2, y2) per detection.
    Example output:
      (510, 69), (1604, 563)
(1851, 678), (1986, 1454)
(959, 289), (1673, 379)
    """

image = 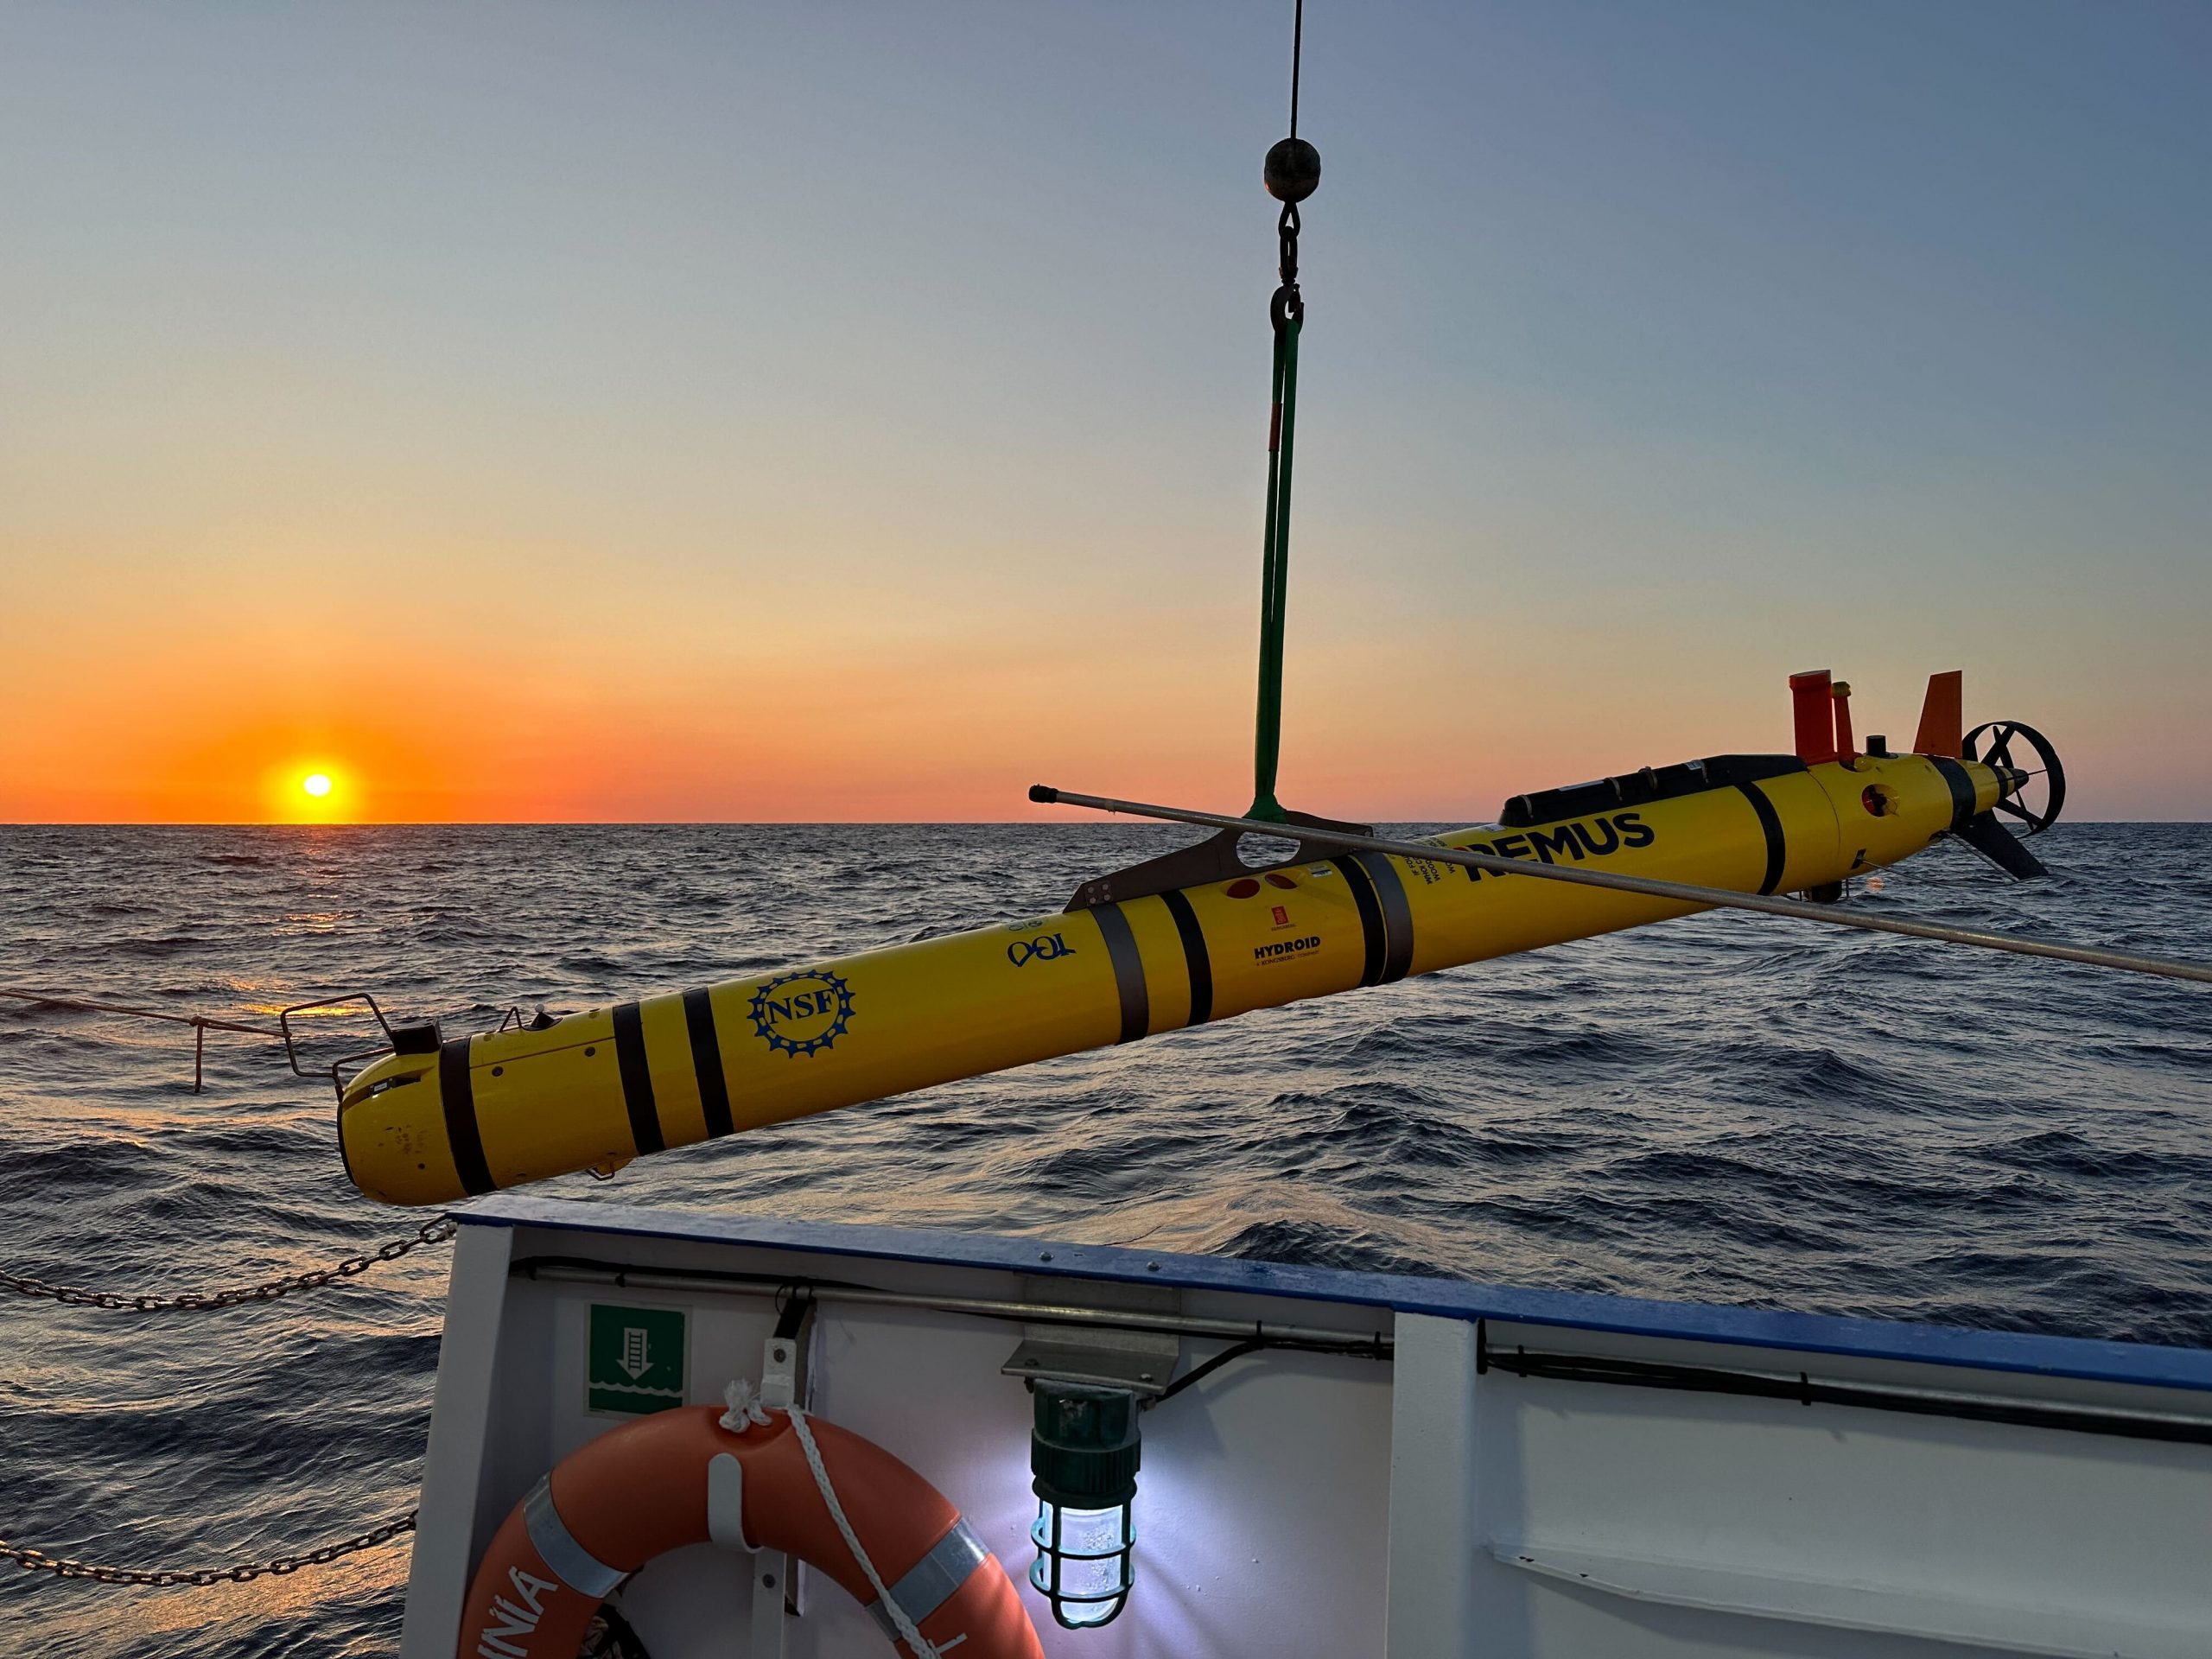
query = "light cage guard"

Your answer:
(1029, 1497), (1135, 1628)
(1028, 1382), (1141, 1629)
